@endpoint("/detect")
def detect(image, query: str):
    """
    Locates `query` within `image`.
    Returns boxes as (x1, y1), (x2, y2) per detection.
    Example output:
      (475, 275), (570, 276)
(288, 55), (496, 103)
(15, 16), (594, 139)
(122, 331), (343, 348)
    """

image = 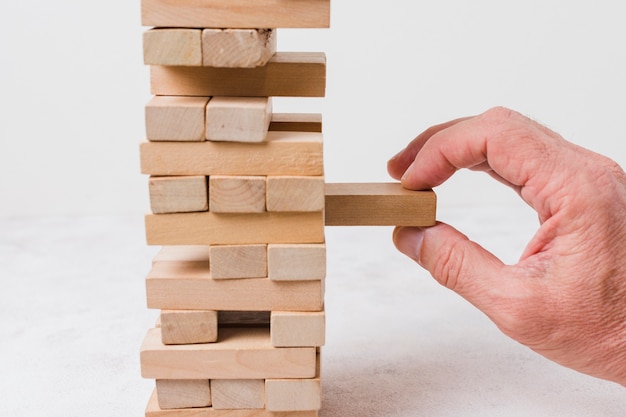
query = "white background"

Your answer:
(1, 0), (625, 217)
